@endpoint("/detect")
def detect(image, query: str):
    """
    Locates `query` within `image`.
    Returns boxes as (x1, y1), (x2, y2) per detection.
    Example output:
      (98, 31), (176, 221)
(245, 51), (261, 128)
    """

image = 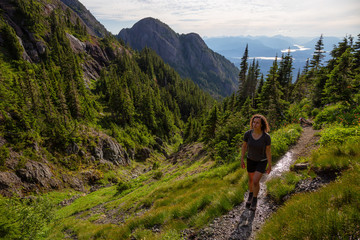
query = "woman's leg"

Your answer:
(248, 172), (254, 192)
(252, 171), (263, 197)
